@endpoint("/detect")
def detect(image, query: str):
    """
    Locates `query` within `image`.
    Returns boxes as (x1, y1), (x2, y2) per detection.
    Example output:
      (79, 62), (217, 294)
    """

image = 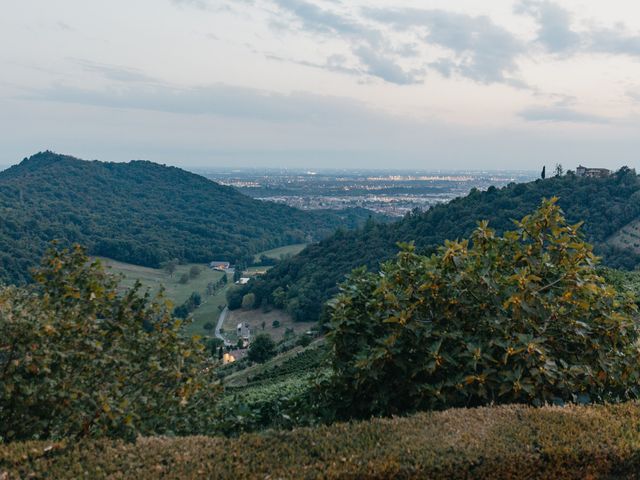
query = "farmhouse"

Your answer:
(210, 261), (230, 271)
(237, 322), (251, 347)
(576, 165), (611, 178)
